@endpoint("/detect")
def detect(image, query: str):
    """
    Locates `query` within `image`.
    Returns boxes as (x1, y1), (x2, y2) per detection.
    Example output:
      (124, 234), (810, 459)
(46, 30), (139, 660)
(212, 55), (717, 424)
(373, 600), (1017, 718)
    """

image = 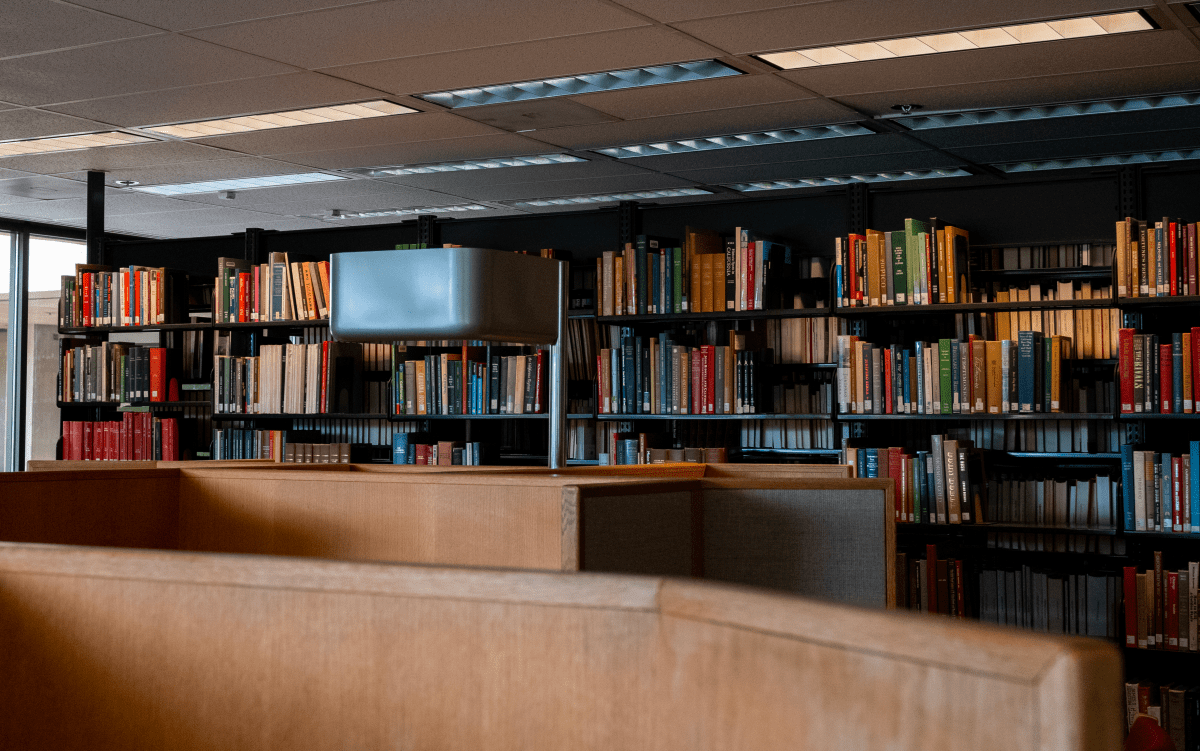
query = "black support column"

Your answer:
(85, 171), (106, 265)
